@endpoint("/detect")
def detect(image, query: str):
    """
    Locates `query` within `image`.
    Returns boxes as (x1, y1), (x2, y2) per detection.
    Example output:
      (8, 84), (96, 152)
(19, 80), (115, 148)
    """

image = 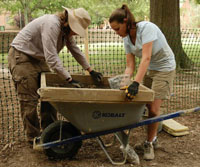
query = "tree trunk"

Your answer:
(150, 0), (192, 69)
